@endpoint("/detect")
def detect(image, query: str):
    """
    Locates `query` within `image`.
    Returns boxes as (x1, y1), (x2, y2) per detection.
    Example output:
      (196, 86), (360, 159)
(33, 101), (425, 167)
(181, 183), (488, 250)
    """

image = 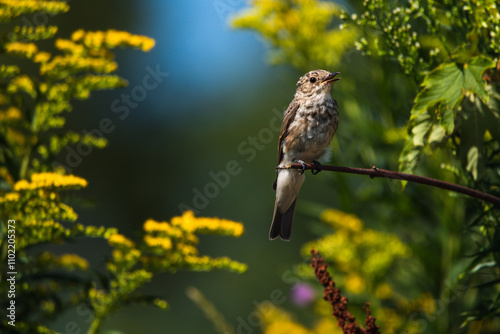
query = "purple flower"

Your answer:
(291, 282), (316, 307)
